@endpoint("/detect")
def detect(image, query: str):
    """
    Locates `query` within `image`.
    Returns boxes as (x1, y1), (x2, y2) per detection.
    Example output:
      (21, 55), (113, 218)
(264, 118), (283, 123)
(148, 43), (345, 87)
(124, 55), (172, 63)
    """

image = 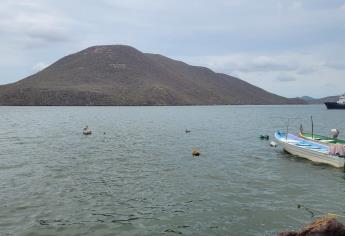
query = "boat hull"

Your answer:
(325, 102), (345, 109)
(275, 131), (345, 168)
